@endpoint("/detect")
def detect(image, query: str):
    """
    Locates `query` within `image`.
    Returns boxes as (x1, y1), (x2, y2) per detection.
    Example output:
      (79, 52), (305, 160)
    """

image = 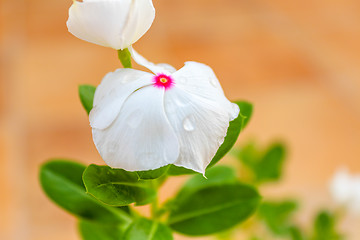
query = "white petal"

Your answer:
(67, 0), (155, 49)
(172, 61), (239, 121)
(92, 86), (180, 171)
(90, 68), (153, 129)
(129, 47), (174, 75)
(120, 0), (155, 49)
(164, 87), (234, 174)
